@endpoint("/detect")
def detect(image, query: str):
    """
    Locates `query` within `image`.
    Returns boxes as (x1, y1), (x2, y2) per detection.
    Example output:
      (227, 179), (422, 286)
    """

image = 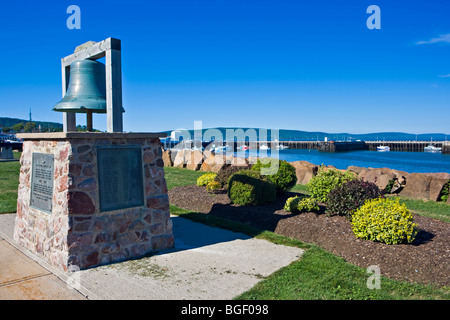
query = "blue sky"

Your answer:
(0, 0), (449, 134)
